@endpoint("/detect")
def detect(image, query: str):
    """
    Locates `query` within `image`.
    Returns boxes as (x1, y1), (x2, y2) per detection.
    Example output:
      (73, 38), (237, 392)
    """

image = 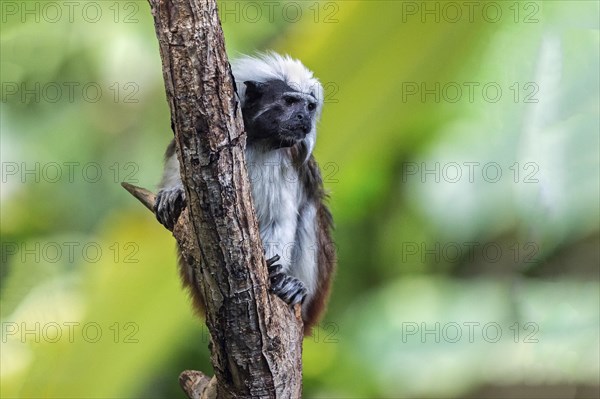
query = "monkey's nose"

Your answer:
(295, 110), (311, 120)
